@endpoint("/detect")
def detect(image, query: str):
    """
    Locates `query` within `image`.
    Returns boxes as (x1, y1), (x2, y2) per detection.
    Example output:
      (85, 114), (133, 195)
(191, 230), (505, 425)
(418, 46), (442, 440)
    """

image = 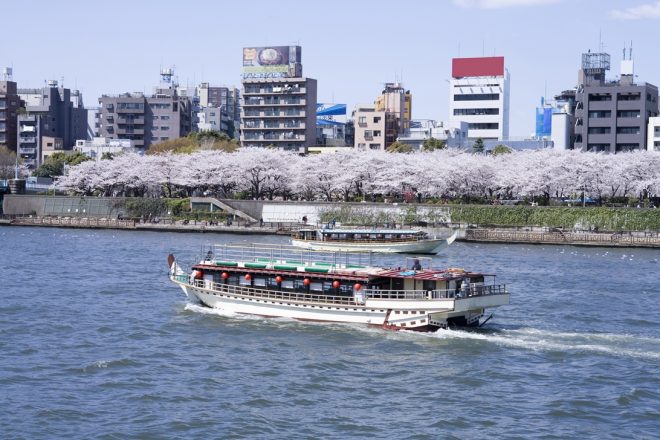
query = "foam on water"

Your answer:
(425, 327), (660, 360)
